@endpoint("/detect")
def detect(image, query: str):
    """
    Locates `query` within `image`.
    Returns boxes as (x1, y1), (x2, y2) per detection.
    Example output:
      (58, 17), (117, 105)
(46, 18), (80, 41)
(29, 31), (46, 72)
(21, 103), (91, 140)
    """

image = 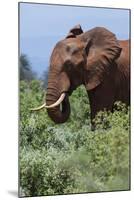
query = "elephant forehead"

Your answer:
(66, 43), (79, 53)
(63, 38), (83, 47)
(52, 38), (84, 58)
